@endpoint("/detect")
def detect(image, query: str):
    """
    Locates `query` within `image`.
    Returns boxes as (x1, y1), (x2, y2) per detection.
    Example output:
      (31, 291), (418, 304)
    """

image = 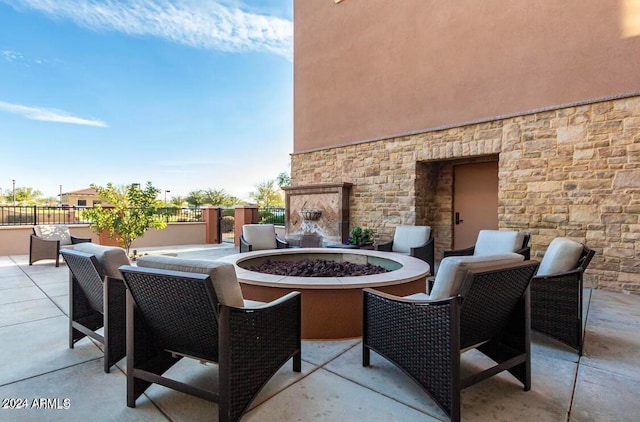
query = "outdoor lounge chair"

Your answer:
(375, 225), (435, 273)
(240, 223), (288, 252)
(119, 255), (302, 422)
(30, 224), (91, 266)
(60, 243), (130, 373)
(530, 238), (595, 355)
(443, 229), (531, 260)
(363, 258), (539, 422)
